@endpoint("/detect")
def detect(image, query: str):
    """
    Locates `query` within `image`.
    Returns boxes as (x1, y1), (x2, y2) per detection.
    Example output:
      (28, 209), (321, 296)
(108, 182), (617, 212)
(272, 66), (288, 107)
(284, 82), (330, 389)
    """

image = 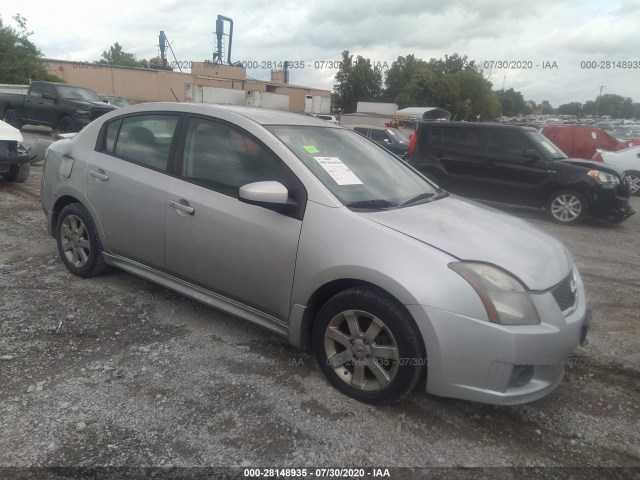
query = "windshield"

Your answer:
(386, 129), (409, 144)
(56, 85), (104, 102)
(526, 131), (567, 159)
(267, 126), (439, 209)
